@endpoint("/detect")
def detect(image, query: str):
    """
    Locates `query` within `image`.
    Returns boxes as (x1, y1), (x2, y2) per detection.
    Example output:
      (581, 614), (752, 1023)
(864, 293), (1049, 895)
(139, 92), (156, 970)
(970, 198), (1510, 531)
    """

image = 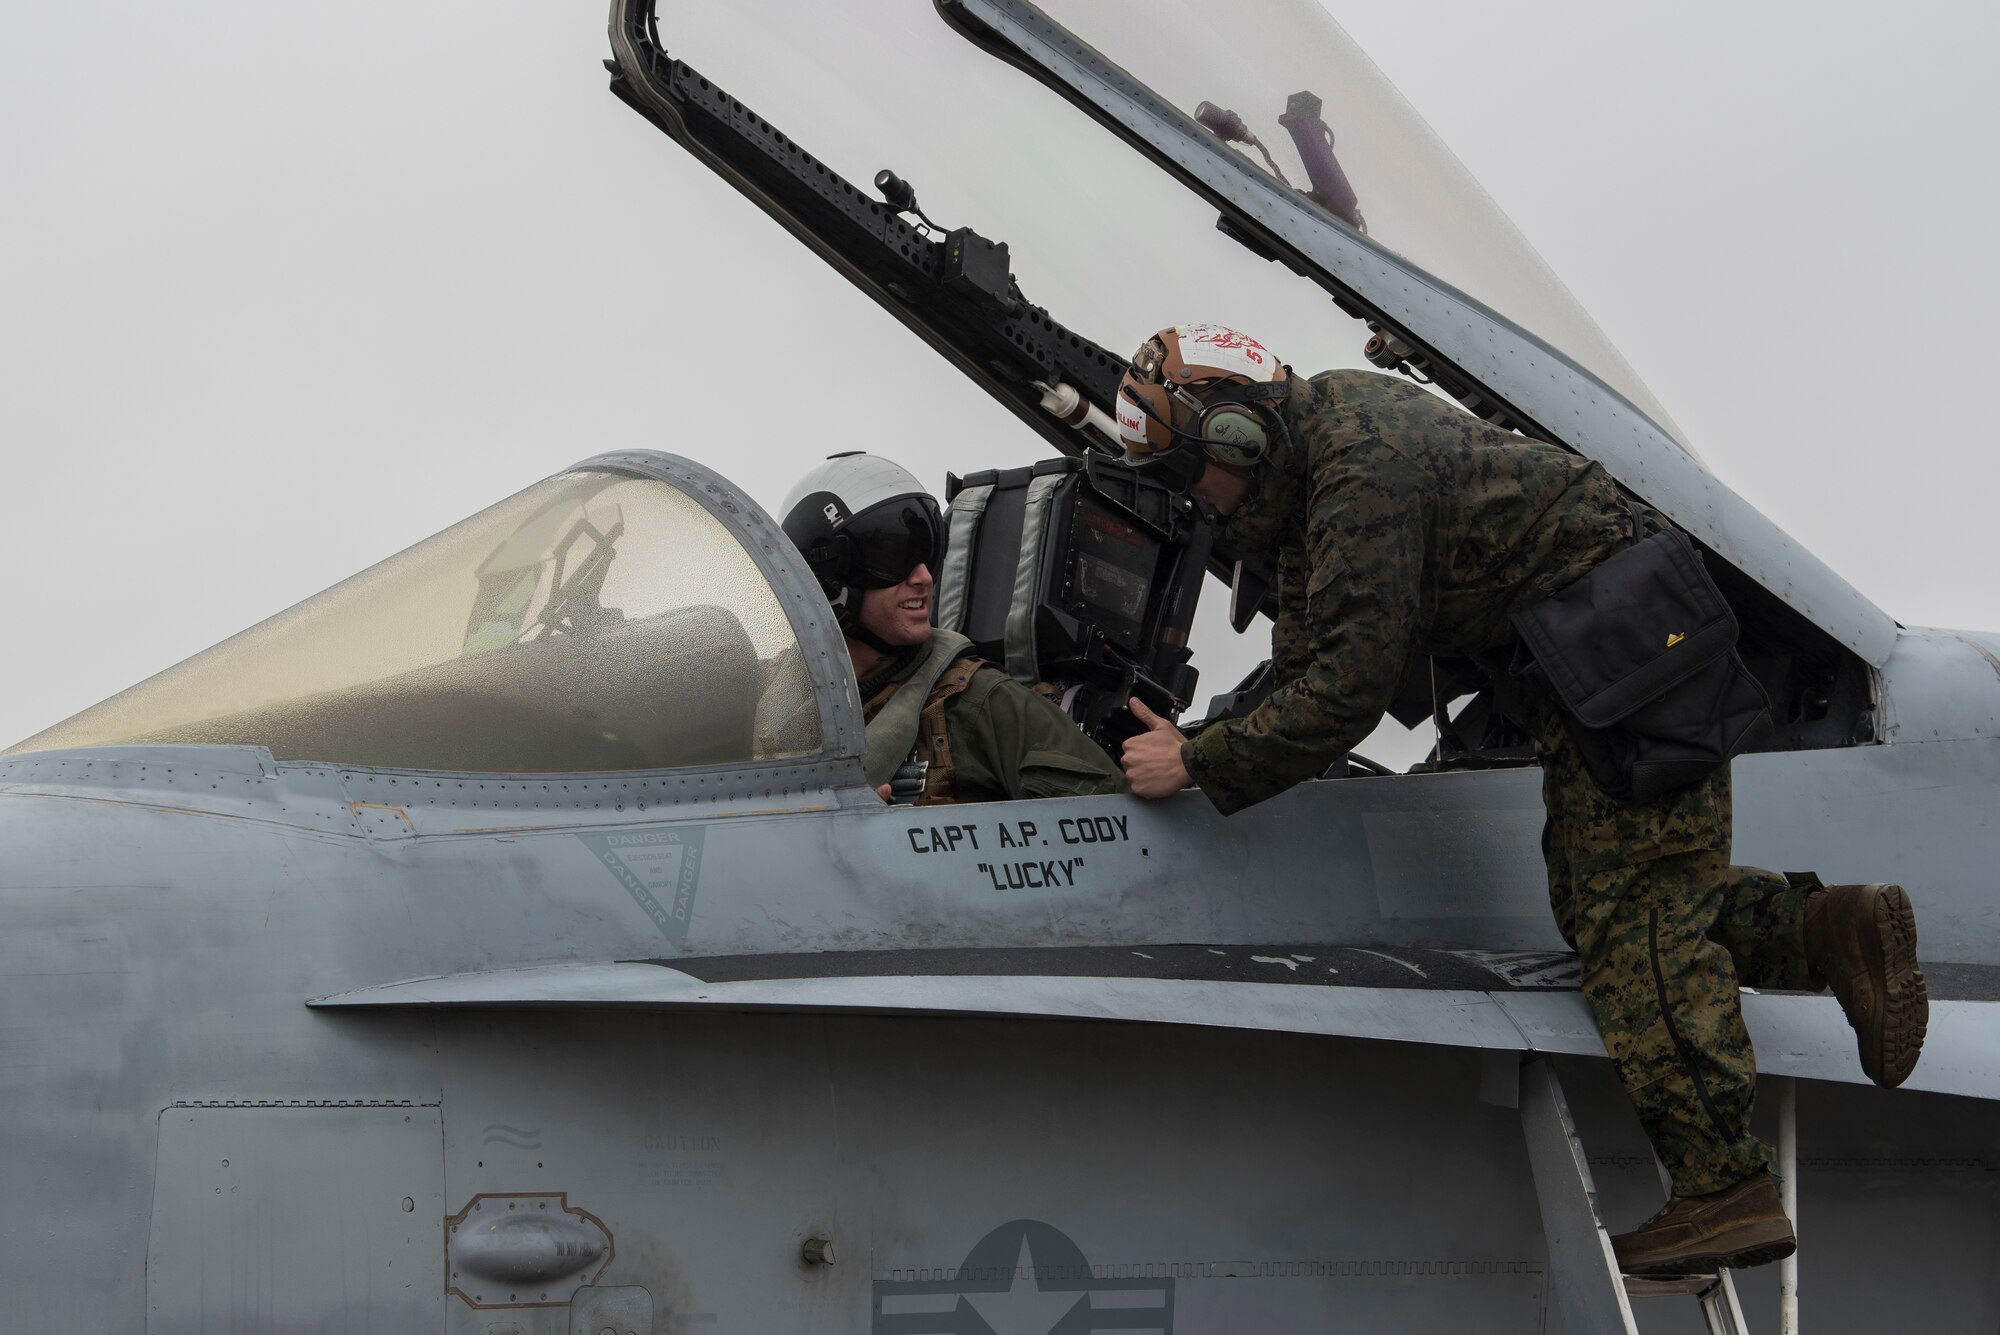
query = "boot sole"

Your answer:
(1866, 884), (1928, 1088)
(1620, 1220), (1798, 1278)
